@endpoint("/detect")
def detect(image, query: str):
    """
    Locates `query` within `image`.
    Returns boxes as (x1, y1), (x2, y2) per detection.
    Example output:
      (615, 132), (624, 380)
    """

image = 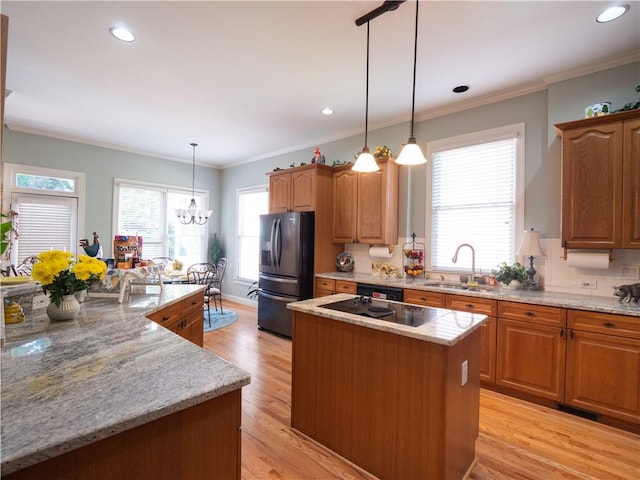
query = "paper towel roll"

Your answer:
(566, 251), (609, 270)
(369, 246), (393, 259)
